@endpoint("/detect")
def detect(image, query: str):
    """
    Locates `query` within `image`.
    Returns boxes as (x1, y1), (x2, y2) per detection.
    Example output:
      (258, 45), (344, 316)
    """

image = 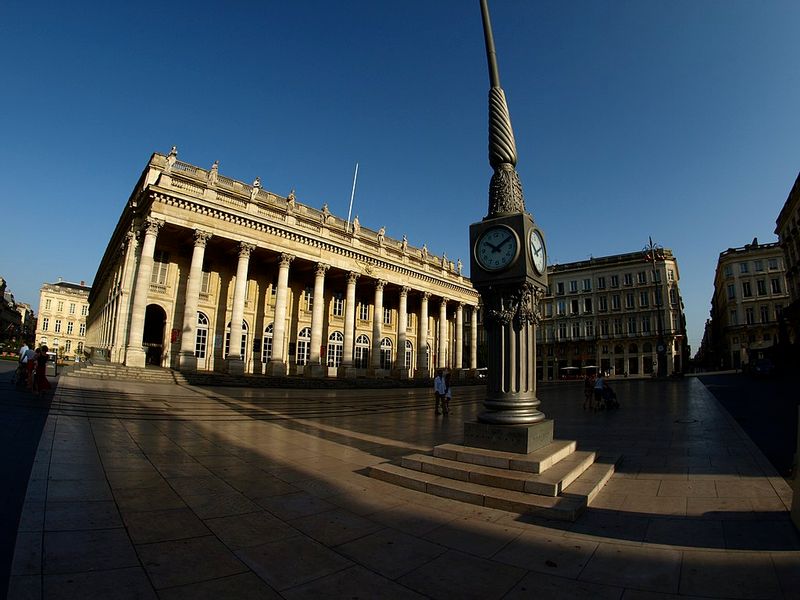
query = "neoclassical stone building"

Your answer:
(35, 280), (91, 360)
(86, 149), (481, 378)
